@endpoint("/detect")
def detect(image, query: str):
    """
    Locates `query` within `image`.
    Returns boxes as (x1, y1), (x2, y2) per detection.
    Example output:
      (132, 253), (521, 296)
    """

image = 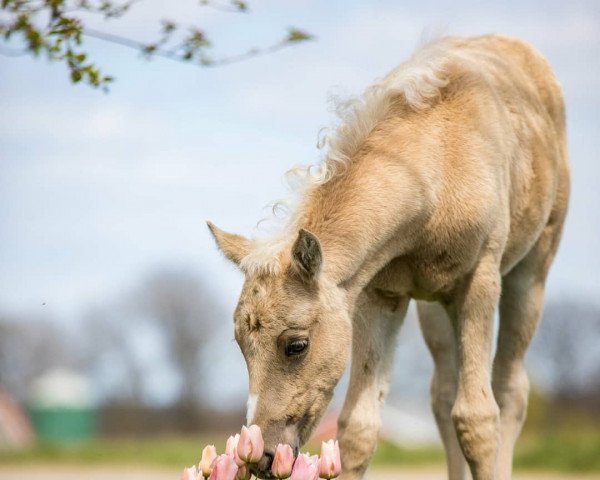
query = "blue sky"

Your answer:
(1, 0), (599, 406)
